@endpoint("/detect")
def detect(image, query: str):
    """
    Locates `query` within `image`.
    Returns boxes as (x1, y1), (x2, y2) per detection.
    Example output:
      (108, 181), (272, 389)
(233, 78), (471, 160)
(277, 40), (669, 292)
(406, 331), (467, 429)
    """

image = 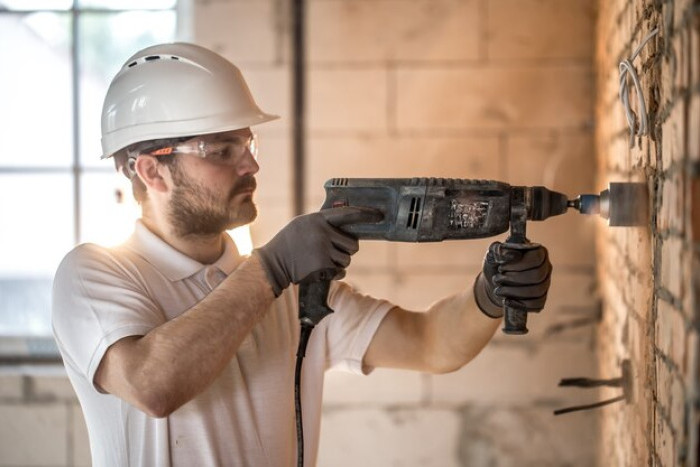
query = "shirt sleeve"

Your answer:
(52, 243), (165, 390)
(323, 281), (395, 375)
